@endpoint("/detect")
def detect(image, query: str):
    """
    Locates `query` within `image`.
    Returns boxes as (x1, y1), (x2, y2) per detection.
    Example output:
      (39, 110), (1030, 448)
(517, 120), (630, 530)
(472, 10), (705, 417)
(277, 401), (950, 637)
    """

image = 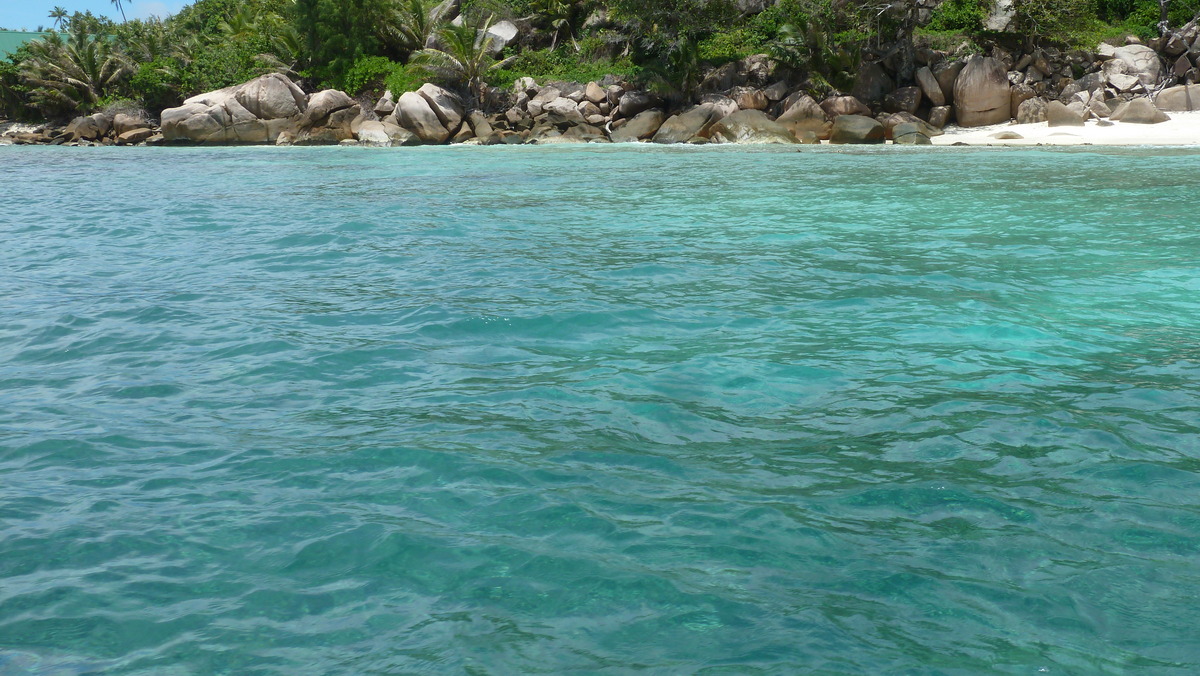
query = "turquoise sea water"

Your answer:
(1, 145), (1199, 674)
